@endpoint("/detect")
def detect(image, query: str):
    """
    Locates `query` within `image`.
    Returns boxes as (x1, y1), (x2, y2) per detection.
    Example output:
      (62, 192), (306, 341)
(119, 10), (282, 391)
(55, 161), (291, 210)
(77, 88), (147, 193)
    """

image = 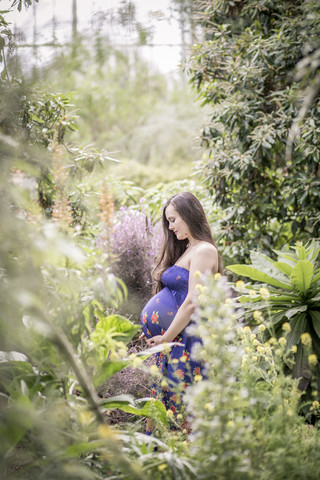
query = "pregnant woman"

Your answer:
(140, 192), (223, 434)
